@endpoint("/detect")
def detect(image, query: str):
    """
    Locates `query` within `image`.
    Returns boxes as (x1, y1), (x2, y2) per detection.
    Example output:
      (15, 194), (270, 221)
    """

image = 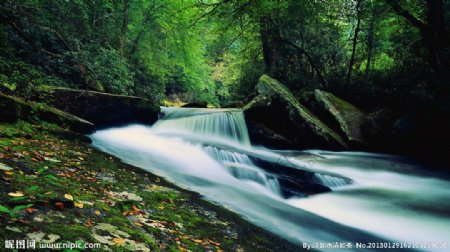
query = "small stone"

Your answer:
(6, 226), (22, 233)
(0, 162), (13, 171)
